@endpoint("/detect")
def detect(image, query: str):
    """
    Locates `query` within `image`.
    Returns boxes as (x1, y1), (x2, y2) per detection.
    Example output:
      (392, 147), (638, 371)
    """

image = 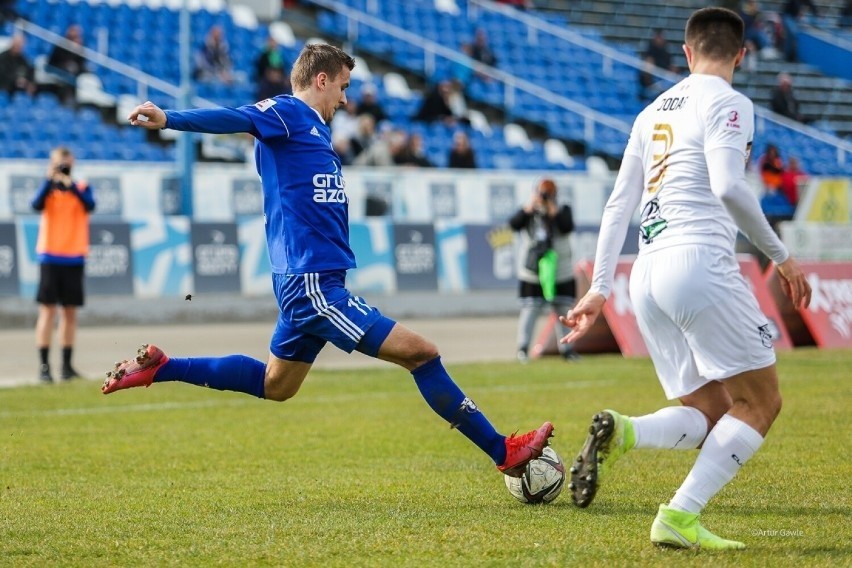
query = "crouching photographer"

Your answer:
(30, 146), (96, 383)
(509, 178), (579, 363)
